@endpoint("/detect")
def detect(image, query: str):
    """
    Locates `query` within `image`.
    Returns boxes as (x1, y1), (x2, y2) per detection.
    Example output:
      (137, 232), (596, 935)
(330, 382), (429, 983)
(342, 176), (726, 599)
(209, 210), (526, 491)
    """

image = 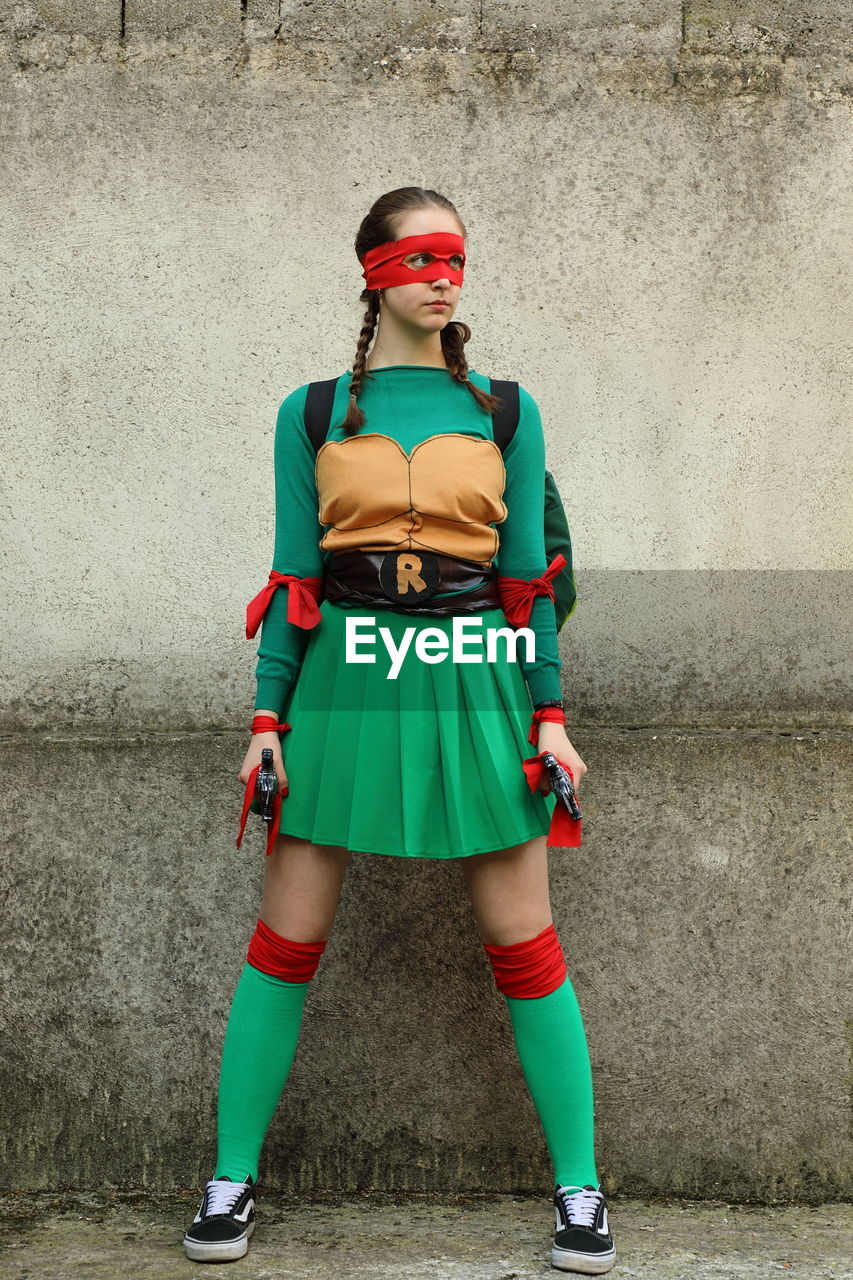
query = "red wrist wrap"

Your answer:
(528, 705), (566, 746)
(251, 715), (291, 734)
